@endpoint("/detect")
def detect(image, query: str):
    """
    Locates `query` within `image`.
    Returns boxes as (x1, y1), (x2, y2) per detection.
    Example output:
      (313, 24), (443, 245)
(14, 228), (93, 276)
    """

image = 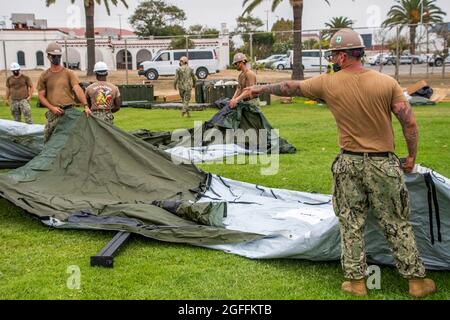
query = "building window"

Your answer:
(36, 51), (44, 66)
(17, 51), (26, 66)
